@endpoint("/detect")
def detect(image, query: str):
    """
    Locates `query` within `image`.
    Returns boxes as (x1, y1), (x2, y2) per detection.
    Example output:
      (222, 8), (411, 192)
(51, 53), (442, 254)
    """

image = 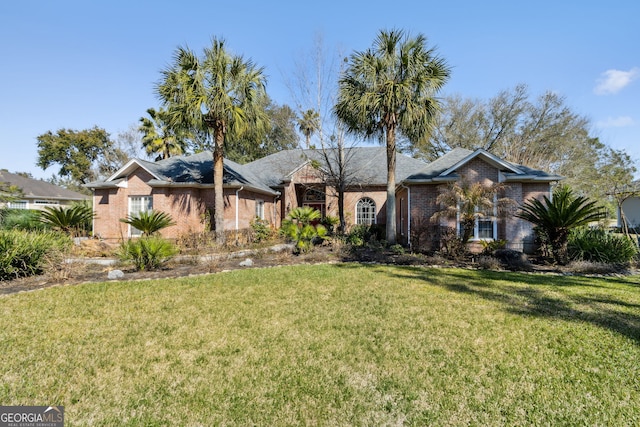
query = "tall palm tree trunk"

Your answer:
(213, 126), (226, 244)
(386, 124), (397, 244)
